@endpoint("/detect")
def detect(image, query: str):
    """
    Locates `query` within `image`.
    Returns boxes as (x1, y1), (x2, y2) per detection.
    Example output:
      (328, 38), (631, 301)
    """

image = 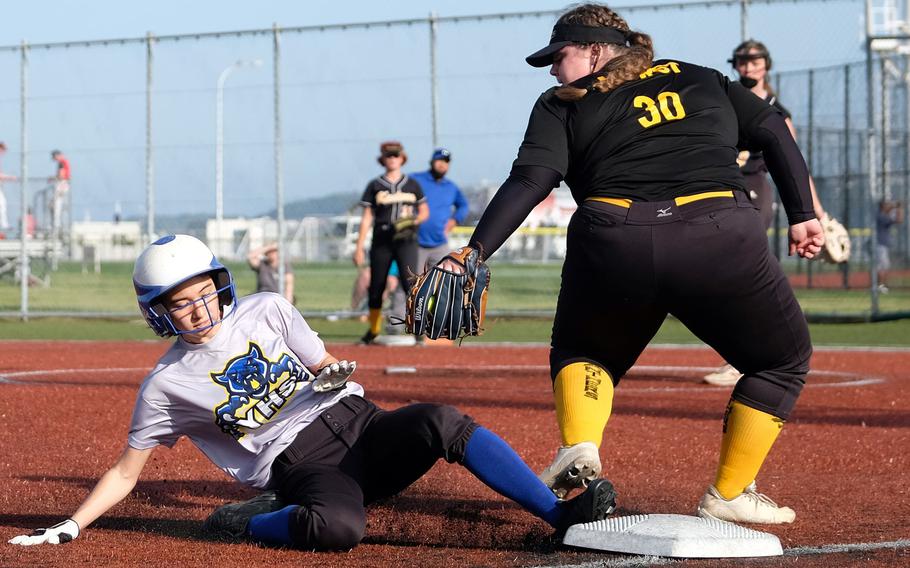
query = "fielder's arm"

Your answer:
(9, 445), (153, 545)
